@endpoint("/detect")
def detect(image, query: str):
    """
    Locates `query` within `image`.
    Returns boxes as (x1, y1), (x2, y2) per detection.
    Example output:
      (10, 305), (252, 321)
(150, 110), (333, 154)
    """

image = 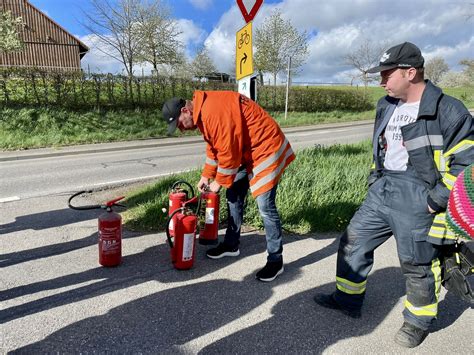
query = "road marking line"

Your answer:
(0, 196), (20, 203)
